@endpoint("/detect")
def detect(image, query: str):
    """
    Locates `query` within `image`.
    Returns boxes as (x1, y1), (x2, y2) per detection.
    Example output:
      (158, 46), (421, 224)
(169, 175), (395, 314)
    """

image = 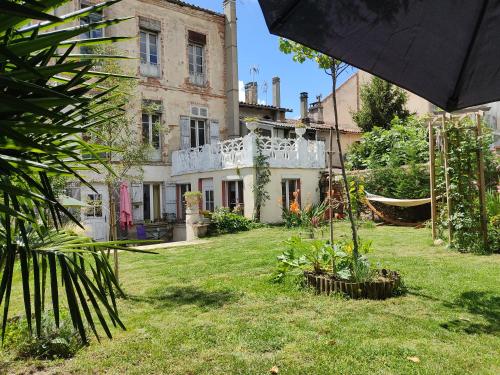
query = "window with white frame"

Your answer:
(143, 183), (163, 222)
(142, 110), (161, 161)
(79, 5), (103, 54)
(85, 193), (103, 217)
(281, 179), (300, 210)
(140, 29), (159, 77)
(201, 179), (215, 212)
(189, 106), (209, 148)
(188, 30), (206, 85)
(177, 183), (191, 221)
(190, 119), (208, 148)
(224, 180), (244, 213)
